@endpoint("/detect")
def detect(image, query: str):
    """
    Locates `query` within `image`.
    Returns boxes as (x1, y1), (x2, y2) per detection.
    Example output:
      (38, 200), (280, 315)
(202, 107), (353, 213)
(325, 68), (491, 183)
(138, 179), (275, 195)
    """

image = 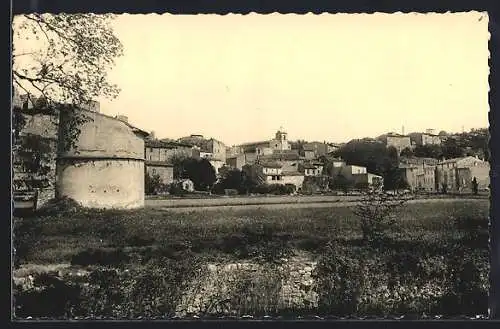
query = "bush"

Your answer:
(224, 189), (239, 196)
(313, 239), (488, 316)
(211, 183), (225, 195)
(14, 272), (83, 319)
(313, 242), (368, 315)
(168, 183), (186, 196)
(352, 193), (407, 246)
(13, 217), (43, 268)
(14, 258), (203, 319)
(71, 248), (131, 267)
(219, 224), (292, 262)
(145, 173), (162, 195)
(36, 197), (82, 216)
